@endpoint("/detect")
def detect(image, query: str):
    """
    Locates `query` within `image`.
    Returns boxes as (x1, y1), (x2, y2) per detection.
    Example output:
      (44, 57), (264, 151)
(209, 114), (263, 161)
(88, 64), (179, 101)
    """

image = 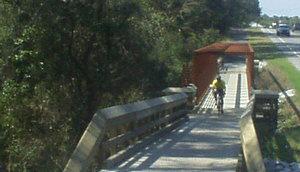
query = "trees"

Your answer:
(259, 14), (300, 27)
(180, 0), (260, 33)
(0, 0), (260, 170)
